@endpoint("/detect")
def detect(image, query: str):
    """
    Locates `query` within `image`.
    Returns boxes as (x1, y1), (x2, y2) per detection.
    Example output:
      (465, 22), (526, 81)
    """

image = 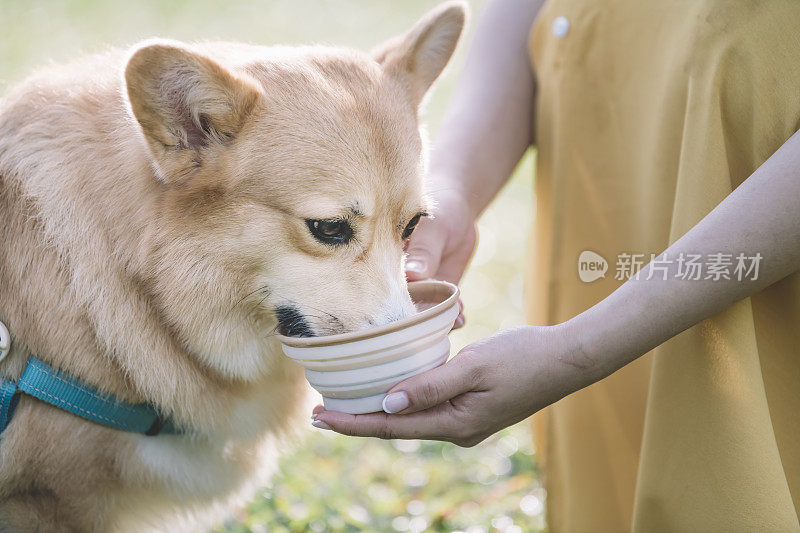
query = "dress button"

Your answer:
(552, 16), (570, 38)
